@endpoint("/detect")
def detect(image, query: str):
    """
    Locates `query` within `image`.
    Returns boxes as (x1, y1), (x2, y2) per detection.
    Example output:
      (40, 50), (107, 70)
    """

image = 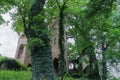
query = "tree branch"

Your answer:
(17, 6), (28, 35)
(55, 0), (61, 9)
(82, 45), (91, 55)
(64, 0), (69, 6)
